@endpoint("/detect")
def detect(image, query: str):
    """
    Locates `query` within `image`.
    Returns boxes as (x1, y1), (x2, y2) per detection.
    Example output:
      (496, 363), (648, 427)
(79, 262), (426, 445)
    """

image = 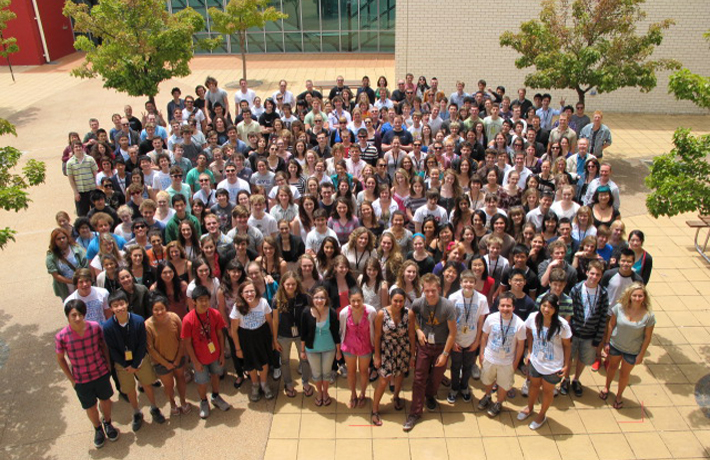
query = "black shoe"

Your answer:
(403, 414), (420, 432)
(151, 380), (162, 388)
(93, 426), (106, 449)
(138, 384), (145, 393)
(572, 380), (583, 397)
(425, 396), (438, 412)
(150, 407), (166, 424)
(103, 419), (119, 442)
(132, 412), (144, 432)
